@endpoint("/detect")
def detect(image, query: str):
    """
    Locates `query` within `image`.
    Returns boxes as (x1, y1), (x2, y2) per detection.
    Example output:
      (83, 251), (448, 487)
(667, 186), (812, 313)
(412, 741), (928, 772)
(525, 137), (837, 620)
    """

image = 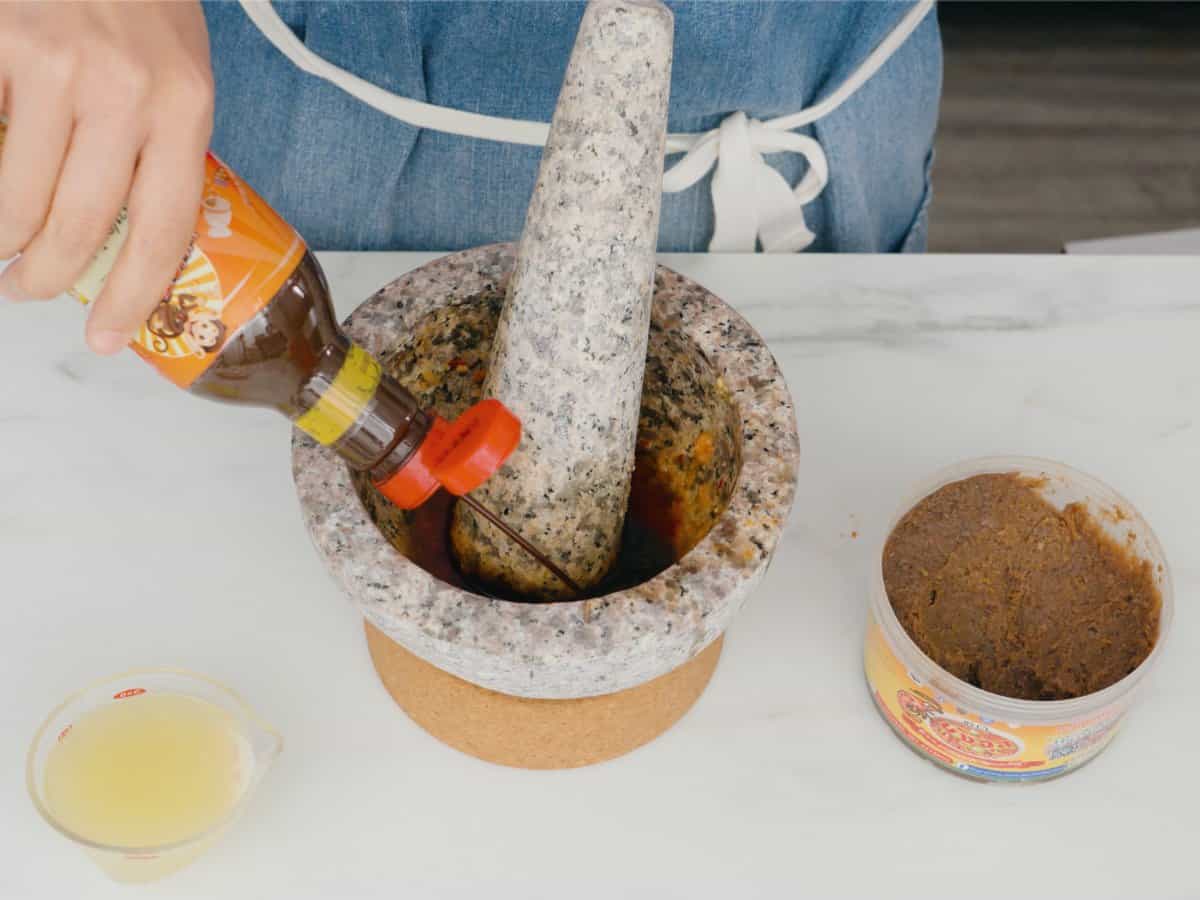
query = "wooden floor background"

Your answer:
(931, 2), (1200, 252)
